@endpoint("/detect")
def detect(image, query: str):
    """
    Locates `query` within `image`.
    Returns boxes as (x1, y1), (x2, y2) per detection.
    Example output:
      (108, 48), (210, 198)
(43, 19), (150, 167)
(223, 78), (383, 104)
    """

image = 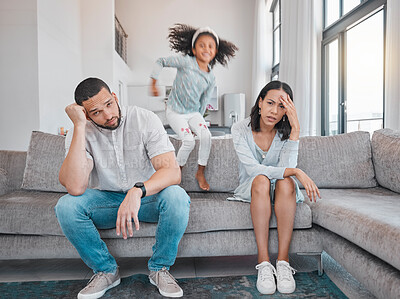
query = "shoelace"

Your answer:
(255, 262), (276, 281)
(277, 263), (297, 281)
(157, 267), (179, 286)
(85, 272), (108, 289)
